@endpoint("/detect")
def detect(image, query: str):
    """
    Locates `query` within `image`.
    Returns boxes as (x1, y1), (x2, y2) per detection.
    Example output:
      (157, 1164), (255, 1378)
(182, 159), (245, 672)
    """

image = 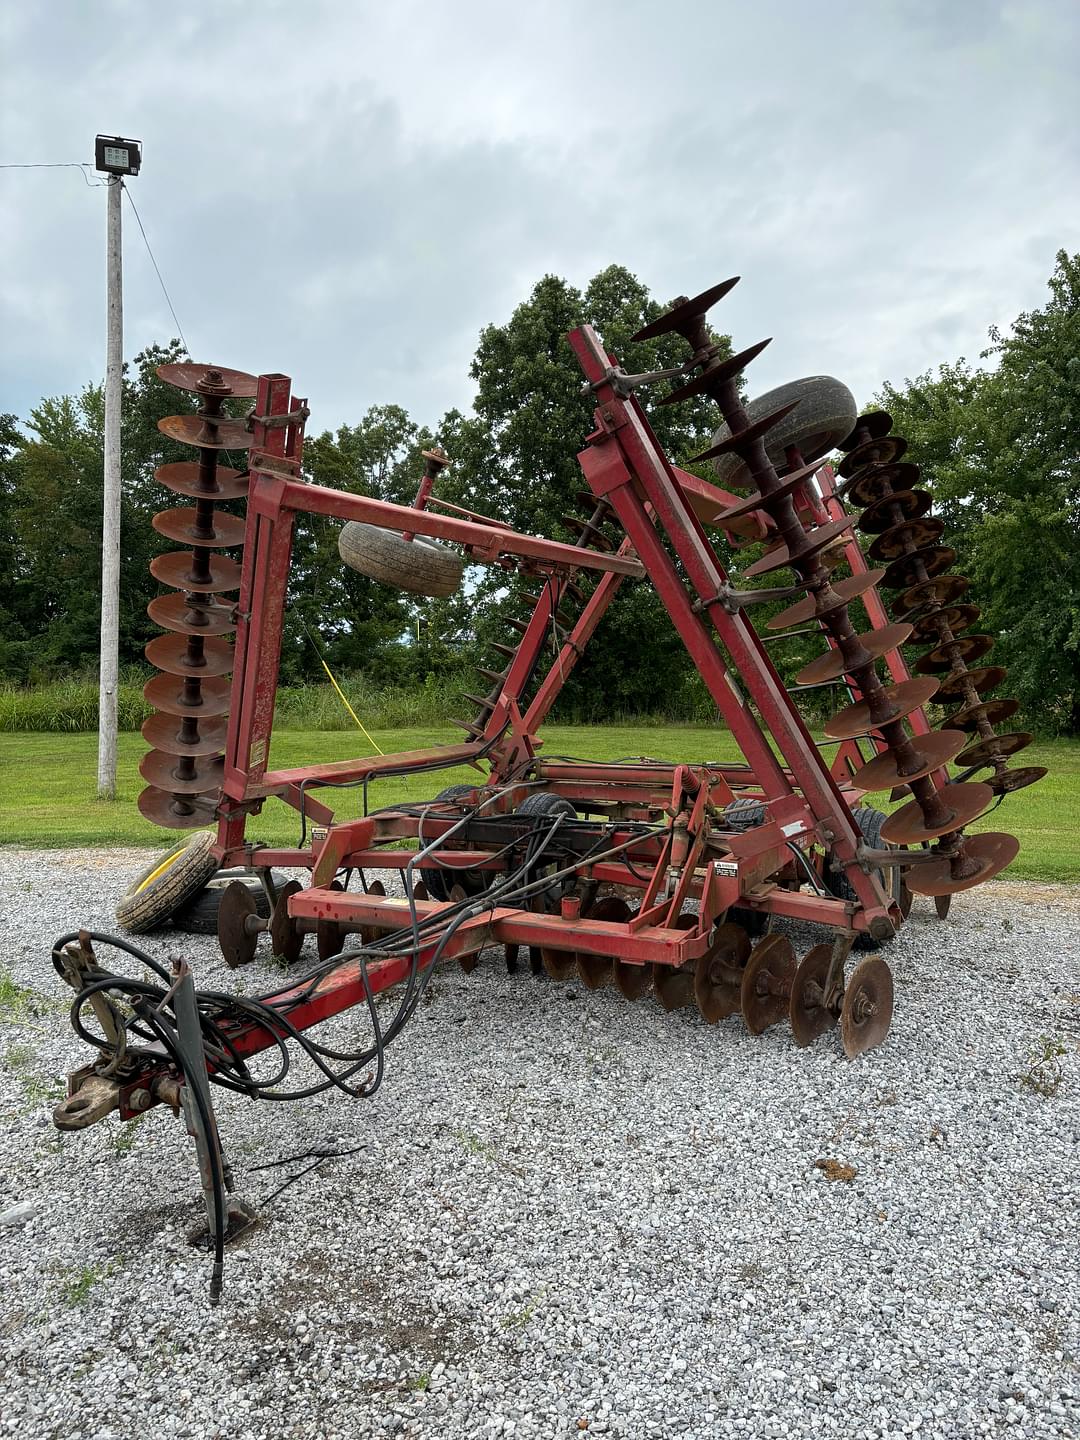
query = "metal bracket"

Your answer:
(580, 363), (686, 399)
